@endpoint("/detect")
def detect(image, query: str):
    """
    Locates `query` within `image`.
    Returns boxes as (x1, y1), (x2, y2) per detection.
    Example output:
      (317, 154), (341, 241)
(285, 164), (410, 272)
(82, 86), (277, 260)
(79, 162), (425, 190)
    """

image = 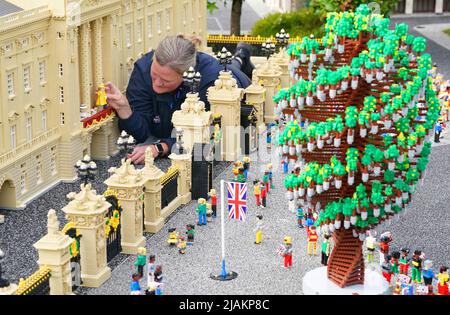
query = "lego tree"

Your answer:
(279, 5), (440, 288)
